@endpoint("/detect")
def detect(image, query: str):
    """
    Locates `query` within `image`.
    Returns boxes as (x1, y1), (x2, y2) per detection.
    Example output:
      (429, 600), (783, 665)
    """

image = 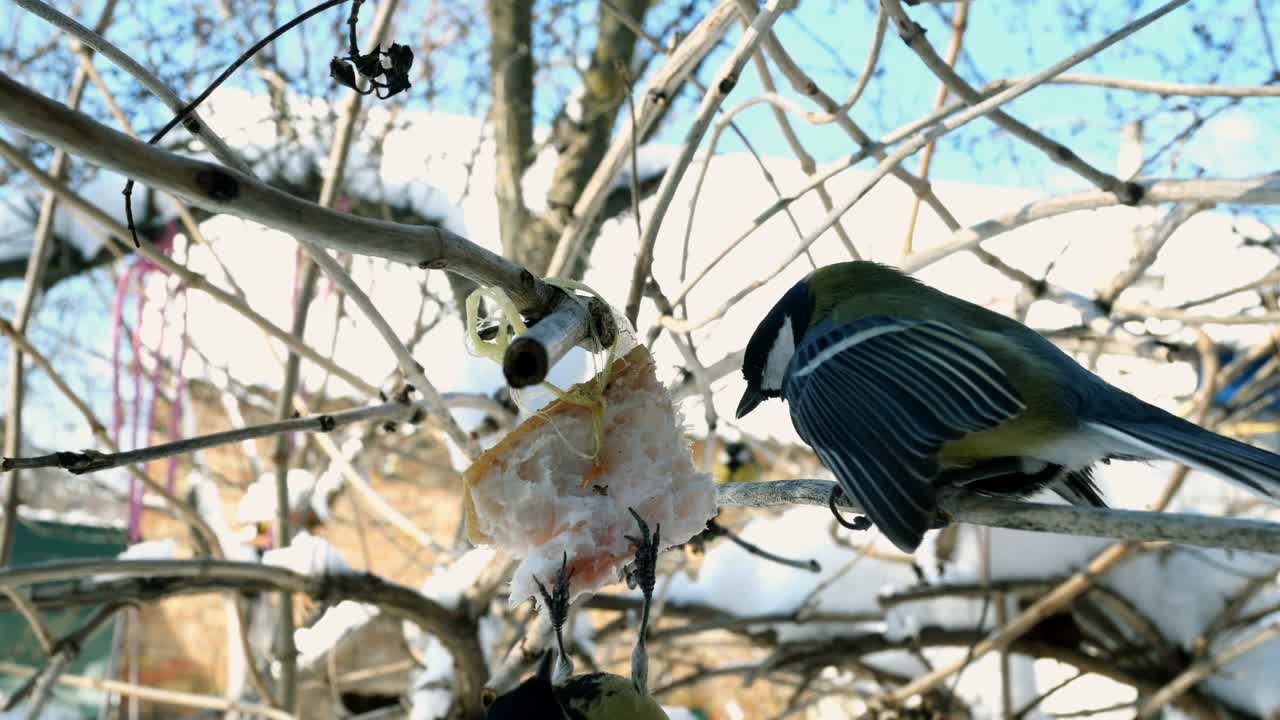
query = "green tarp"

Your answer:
(1, 517), (128, 718)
